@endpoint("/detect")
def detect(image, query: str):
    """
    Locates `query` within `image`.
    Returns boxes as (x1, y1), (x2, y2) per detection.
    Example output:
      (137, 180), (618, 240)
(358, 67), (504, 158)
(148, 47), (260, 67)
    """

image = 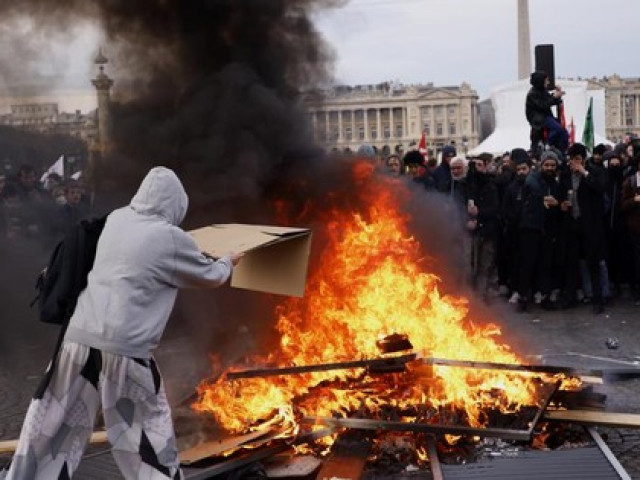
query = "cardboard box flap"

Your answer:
(190, 224), (309, 258)
(189, 223), (312, 297)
